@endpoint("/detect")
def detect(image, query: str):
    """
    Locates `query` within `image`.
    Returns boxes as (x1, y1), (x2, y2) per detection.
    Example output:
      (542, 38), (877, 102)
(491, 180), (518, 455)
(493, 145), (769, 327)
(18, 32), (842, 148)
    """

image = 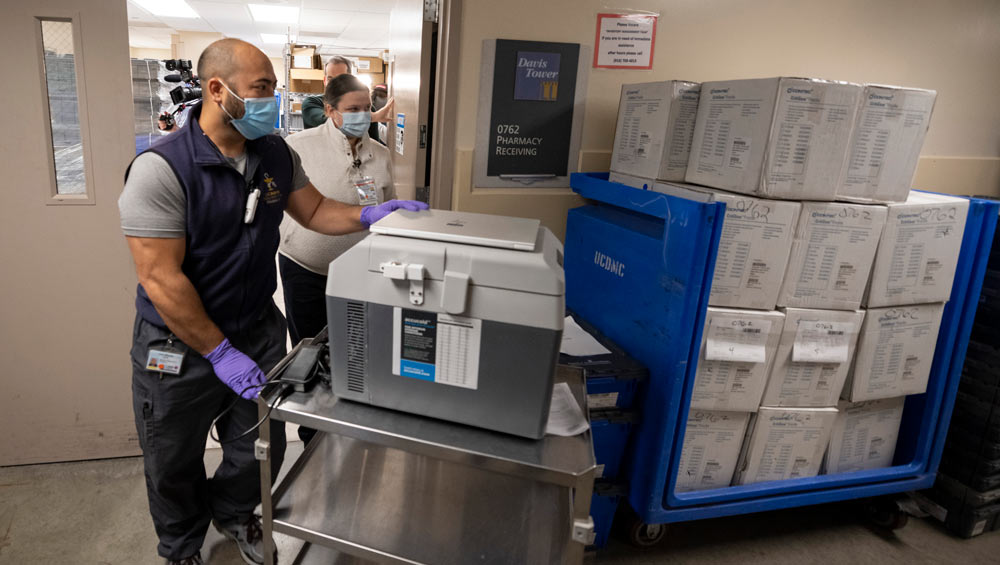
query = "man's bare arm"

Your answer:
(125, 236), (225, 355)
(285, 183), (365, 235)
